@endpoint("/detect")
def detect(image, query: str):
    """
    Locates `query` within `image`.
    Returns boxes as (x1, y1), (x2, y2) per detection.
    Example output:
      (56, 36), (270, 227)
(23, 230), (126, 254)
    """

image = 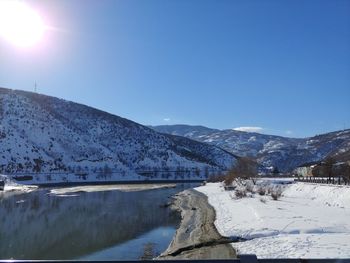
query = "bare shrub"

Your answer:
(257, 186), (266, 196)
(245, 181), (255, 193)
(267, 185), (274, 195)
(251, 177), (258, 185)
(271, 187), (283, 200)
(235, 187), (247, 198)
(224, 174), (235, 186)
(260, 197), (267, 204)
